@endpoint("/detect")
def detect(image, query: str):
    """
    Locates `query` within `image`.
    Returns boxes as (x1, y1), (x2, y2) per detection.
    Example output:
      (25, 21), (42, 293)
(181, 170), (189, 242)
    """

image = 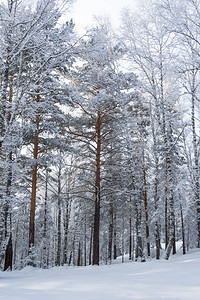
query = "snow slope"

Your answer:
(1, 250), (200, 300)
